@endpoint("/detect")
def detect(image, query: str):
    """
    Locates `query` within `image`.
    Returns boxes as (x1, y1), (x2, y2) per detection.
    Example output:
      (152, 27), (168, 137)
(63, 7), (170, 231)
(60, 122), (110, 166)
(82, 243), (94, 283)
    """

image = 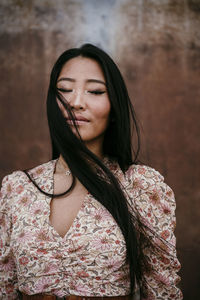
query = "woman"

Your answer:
(0, 44), (182, 299)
